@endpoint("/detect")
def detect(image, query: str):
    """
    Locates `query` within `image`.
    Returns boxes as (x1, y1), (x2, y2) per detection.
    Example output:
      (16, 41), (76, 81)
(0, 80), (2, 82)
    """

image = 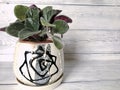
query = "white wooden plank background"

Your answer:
(0, 0), (120, 5)
(1, 60), (120, 90)
(1, 4), (120, 29)
(0, 0), (120, 90)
